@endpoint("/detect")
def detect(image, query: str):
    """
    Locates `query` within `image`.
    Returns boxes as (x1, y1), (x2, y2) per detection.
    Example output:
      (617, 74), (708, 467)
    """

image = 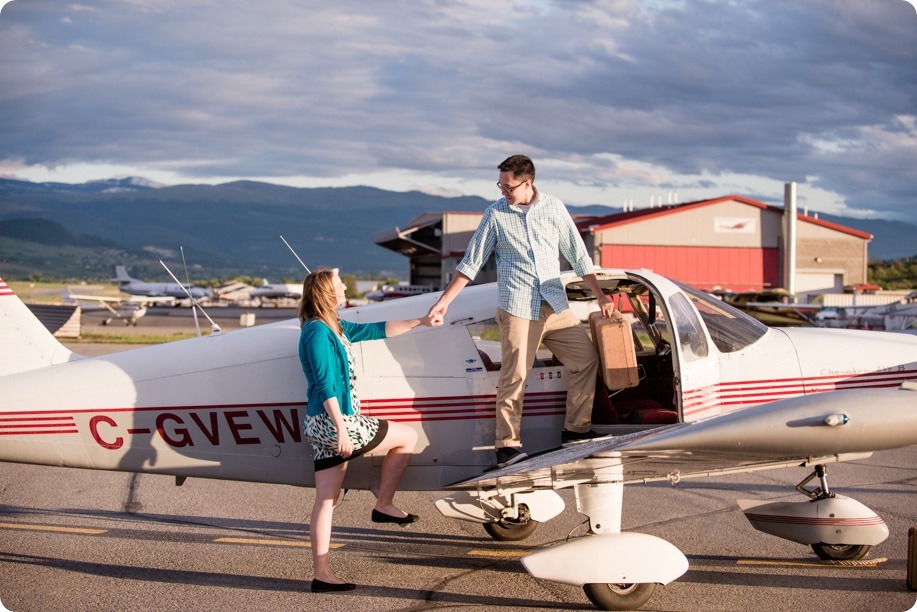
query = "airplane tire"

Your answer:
(482, 504), (538, 541)
(811, 543), (870, 561)
(583, 582), (655, 611)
